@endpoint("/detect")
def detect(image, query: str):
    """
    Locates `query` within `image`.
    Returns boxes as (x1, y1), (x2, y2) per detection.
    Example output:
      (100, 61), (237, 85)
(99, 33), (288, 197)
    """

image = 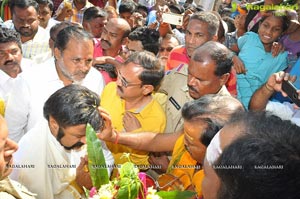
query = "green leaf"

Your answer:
(117, 179), (141, 199)
(86, 123), (109, 188)
(156, 190), (196, 199)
